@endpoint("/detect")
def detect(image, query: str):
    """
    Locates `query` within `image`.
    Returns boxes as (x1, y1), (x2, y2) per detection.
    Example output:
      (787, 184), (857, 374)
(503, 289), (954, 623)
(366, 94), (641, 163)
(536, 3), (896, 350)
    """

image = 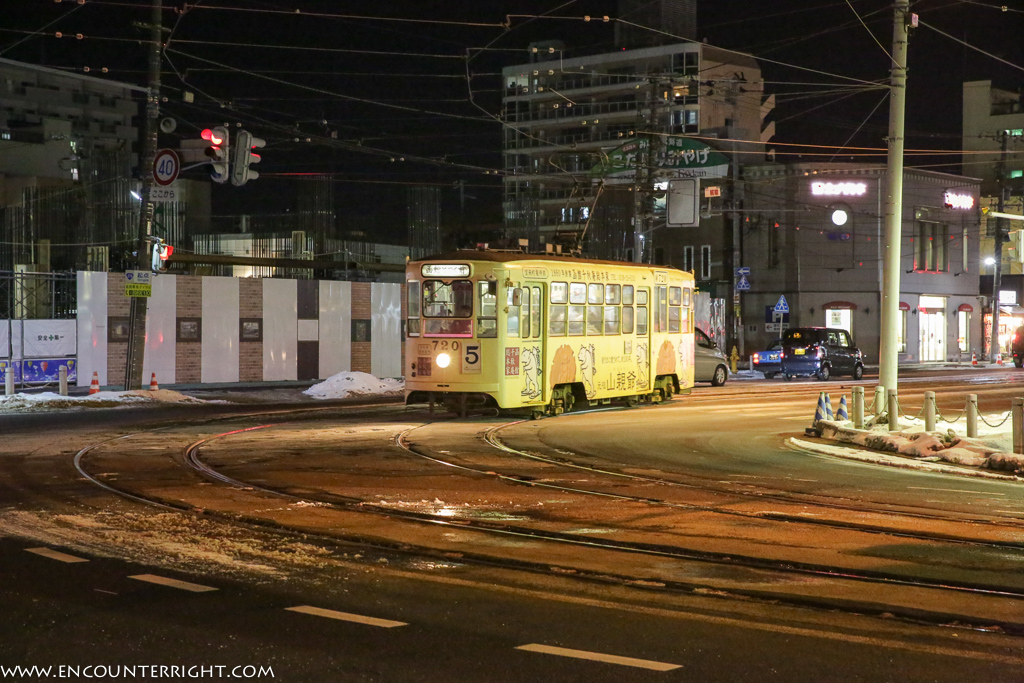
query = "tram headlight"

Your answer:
(436, 352), (451, 368)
